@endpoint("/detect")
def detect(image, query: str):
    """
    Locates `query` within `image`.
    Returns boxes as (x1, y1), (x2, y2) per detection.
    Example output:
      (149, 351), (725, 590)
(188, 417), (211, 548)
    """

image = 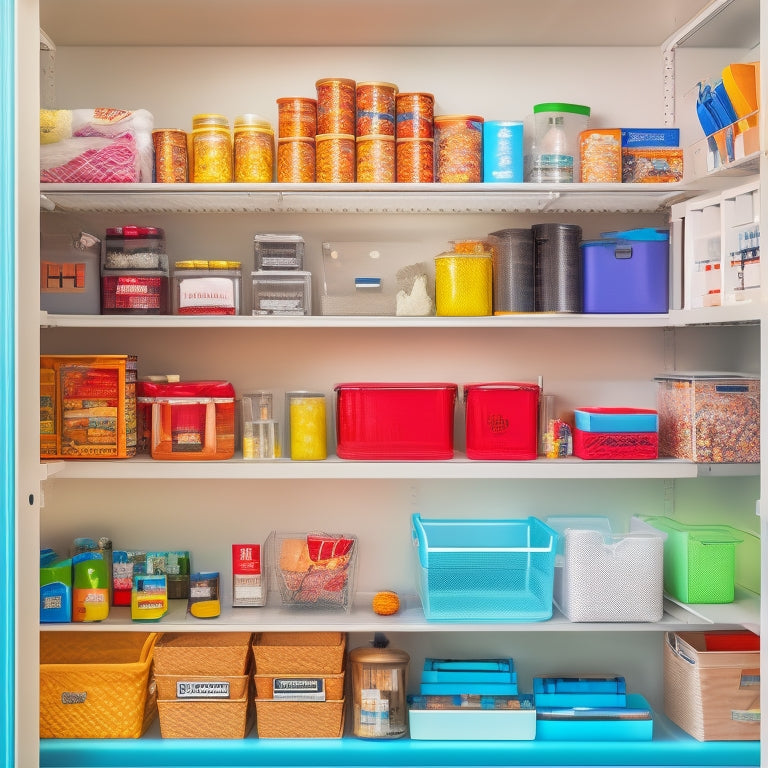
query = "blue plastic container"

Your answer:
(411, 514), (558, 622)
(581, 228), (669, 313)
(535, 693), (653, 741)
(483, 121), (524, 182)
(574, 407), (658, 433)
(533, 676), (627, 708)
